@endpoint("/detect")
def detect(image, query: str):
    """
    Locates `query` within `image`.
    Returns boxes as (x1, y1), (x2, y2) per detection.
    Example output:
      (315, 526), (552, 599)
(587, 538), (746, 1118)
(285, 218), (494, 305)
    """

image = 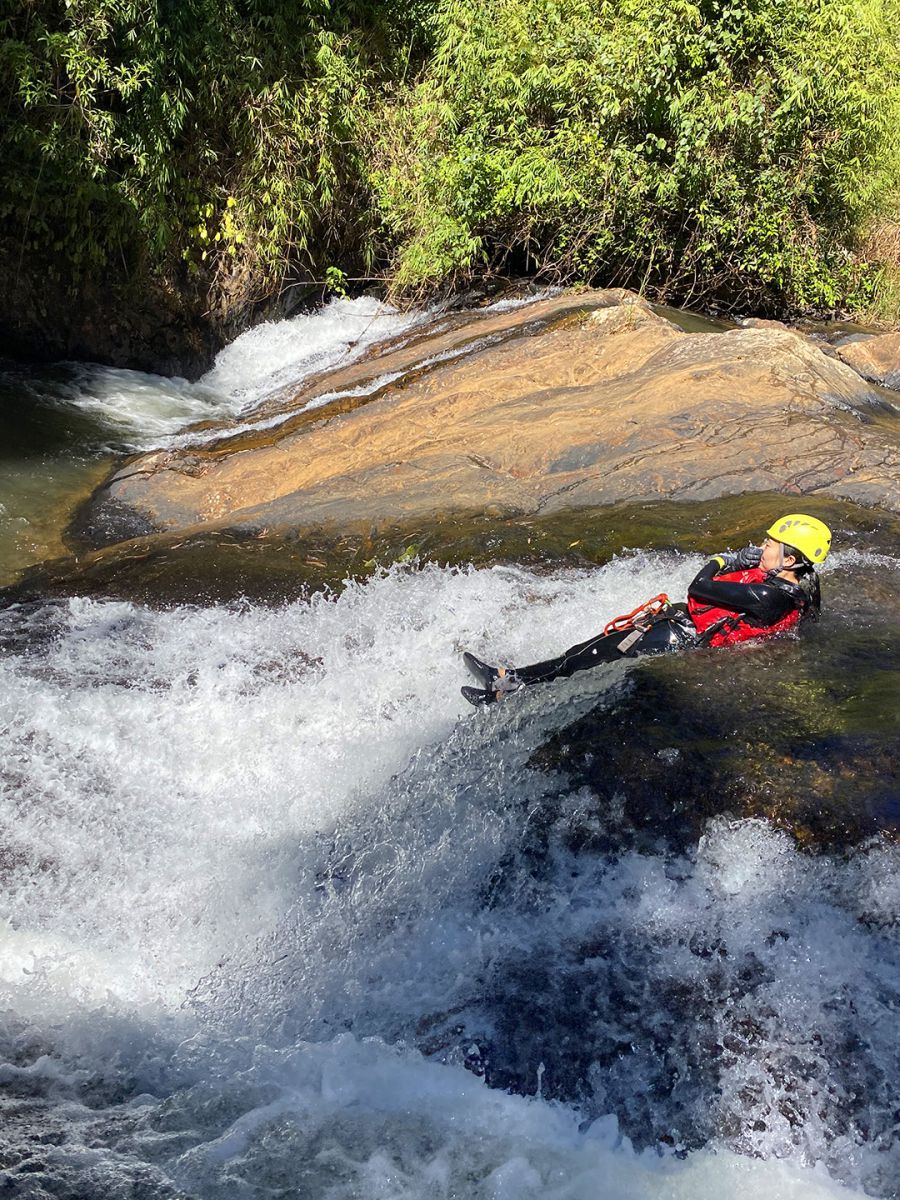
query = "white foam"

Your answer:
(162, 1036), (870, 1200)
(481, 287), (563, 313)
(198, 295), (425, 410)
(3, 559), (686, 1010)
